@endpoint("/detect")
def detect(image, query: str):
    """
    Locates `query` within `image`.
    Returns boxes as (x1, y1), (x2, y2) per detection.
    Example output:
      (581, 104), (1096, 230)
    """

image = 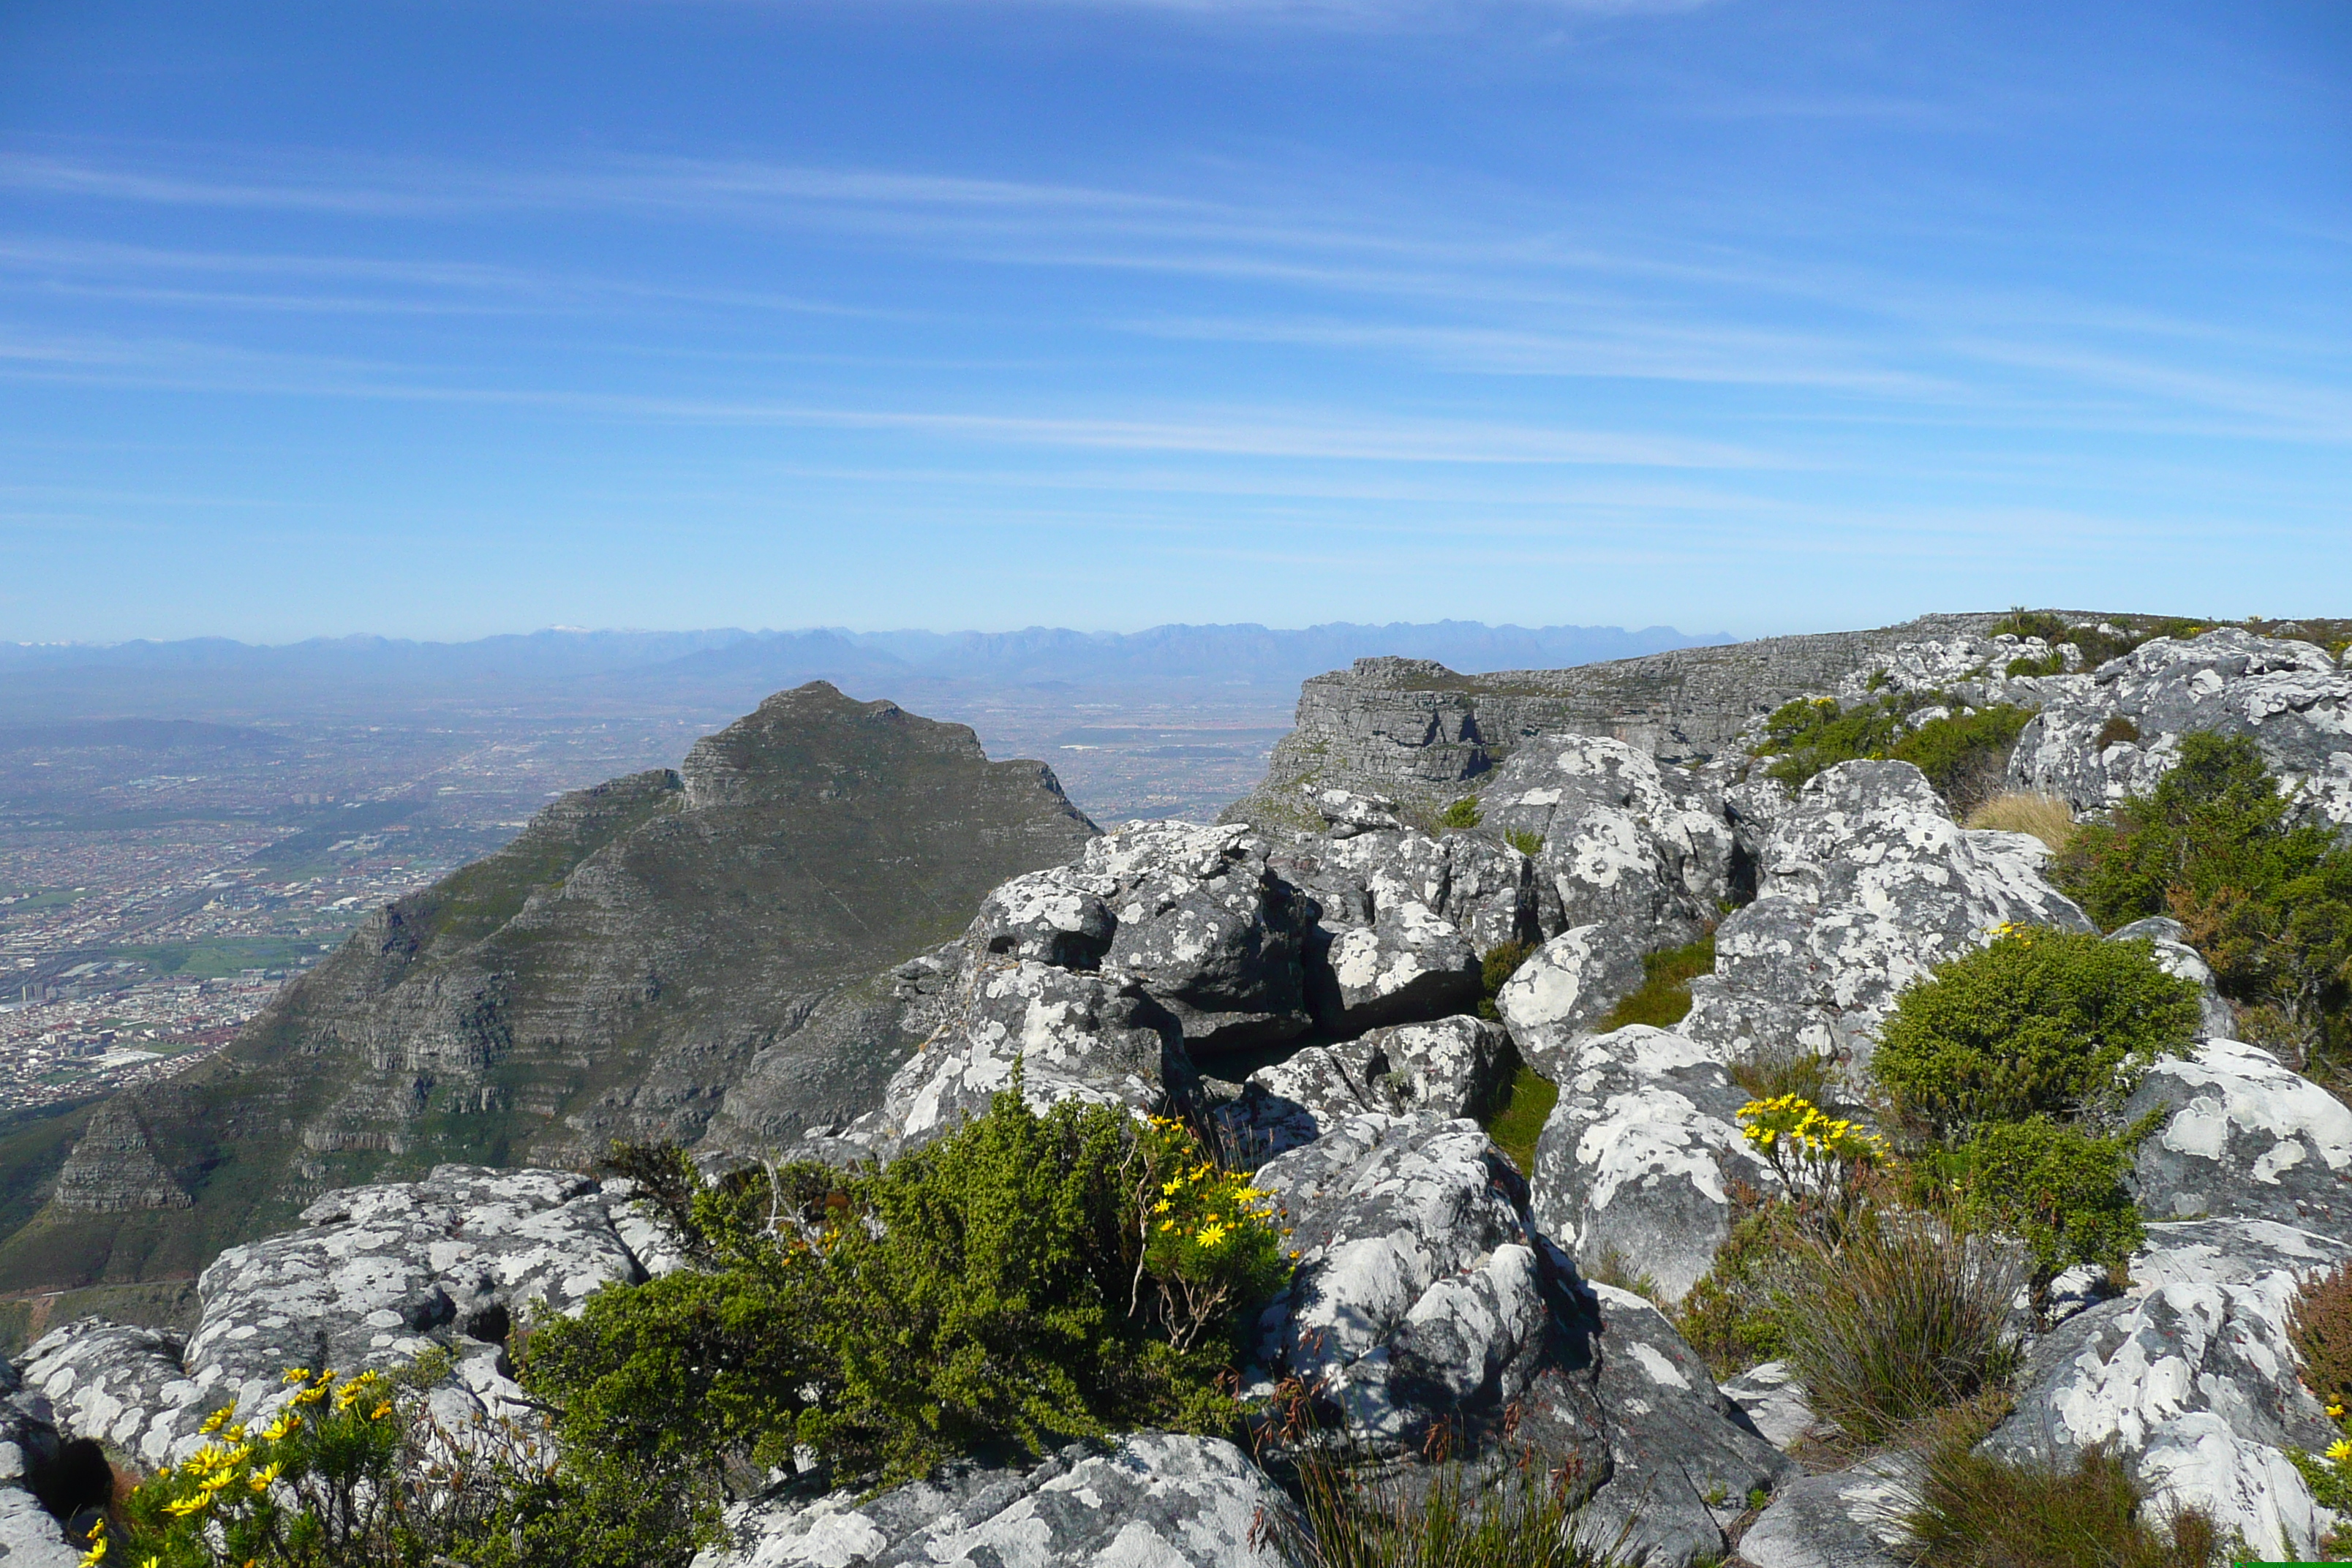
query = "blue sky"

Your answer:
(1, 0), (2345, 643)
